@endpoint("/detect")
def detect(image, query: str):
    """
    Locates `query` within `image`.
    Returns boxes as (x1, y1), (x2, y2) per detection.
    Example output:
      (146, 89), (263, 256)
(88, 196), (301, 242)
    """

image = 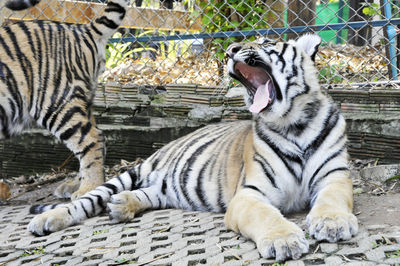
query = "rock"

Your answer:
(188, 105), (223, 122)
(225, 86), (246, 98)
(359, 164), (400, 183)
